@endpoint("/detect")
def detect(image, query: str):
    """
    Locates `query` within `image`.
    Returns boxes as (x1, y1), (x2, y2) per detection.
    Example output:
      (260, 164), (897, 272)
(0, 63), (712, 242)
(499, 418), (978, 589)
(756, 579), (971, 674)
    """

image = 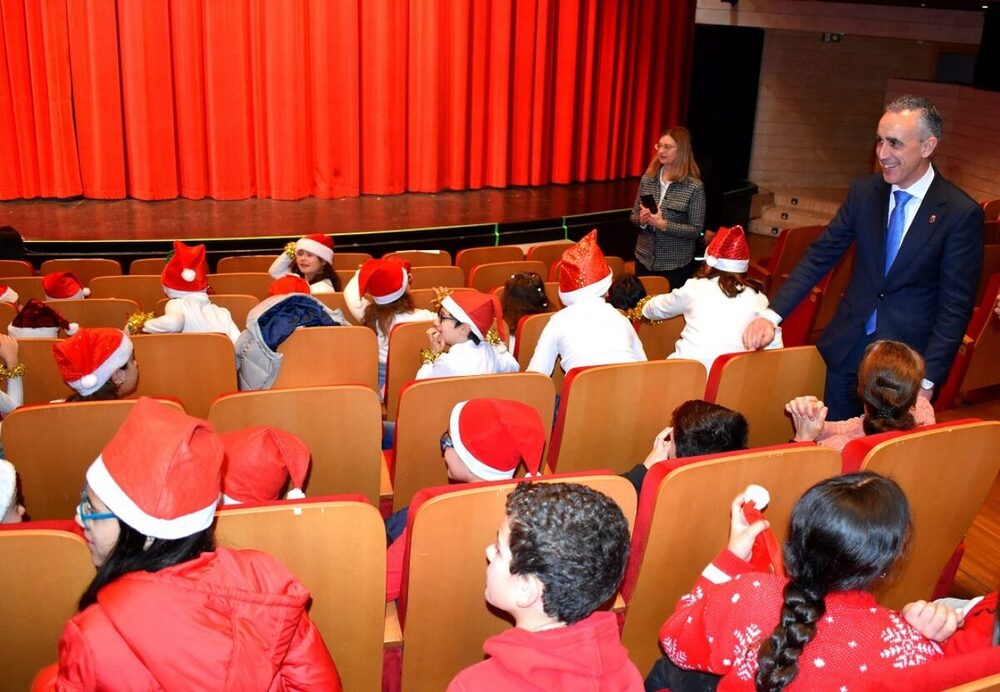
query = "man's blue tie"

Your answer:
(865, 190), (914, 335)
